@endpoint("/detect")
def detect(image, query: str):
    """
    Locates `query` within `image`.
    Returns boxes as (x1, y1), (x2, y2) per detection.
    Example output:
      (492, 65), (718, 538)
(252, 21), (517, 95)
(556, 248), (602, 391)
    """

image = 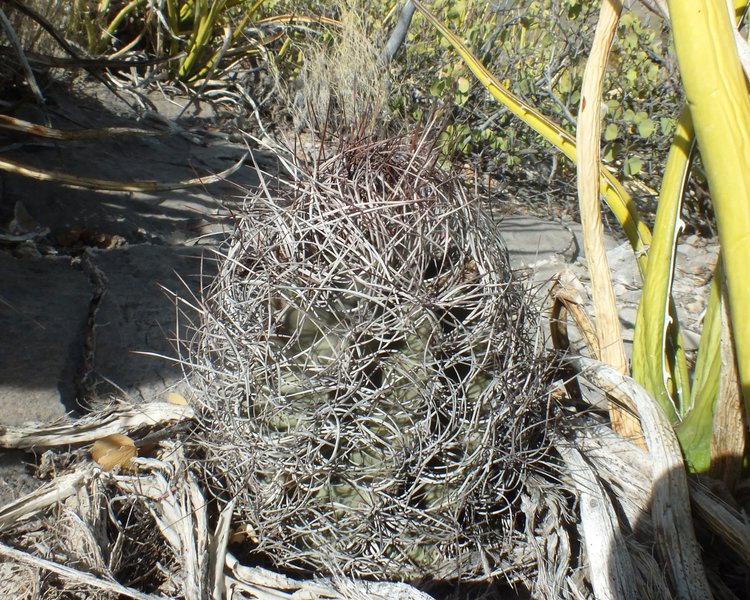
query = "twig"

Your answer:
(381, 0), (416, 63)
(0, 153), (247, 192)
(0, 7), (43, 103)
(0, 113), (163, 140)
